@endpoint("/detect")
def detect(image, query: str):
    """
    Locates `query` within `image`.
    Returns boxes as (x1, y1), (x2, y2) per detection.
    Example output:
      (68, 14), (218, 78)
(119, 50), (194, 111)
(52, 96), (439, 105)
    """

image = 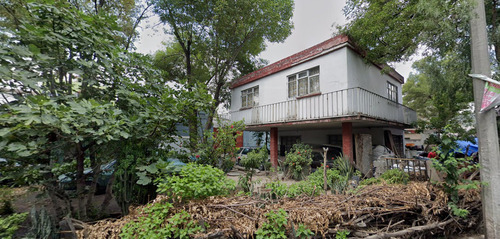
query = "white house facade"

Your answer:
(229, 35), (417, 174)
